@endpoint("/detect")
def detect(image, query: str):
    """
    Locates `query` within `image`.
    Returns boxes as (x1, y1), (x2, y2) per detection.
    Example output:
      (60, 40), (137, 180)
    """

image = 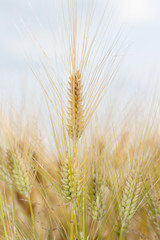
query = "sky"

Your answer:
(0, 0), (160, 113)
